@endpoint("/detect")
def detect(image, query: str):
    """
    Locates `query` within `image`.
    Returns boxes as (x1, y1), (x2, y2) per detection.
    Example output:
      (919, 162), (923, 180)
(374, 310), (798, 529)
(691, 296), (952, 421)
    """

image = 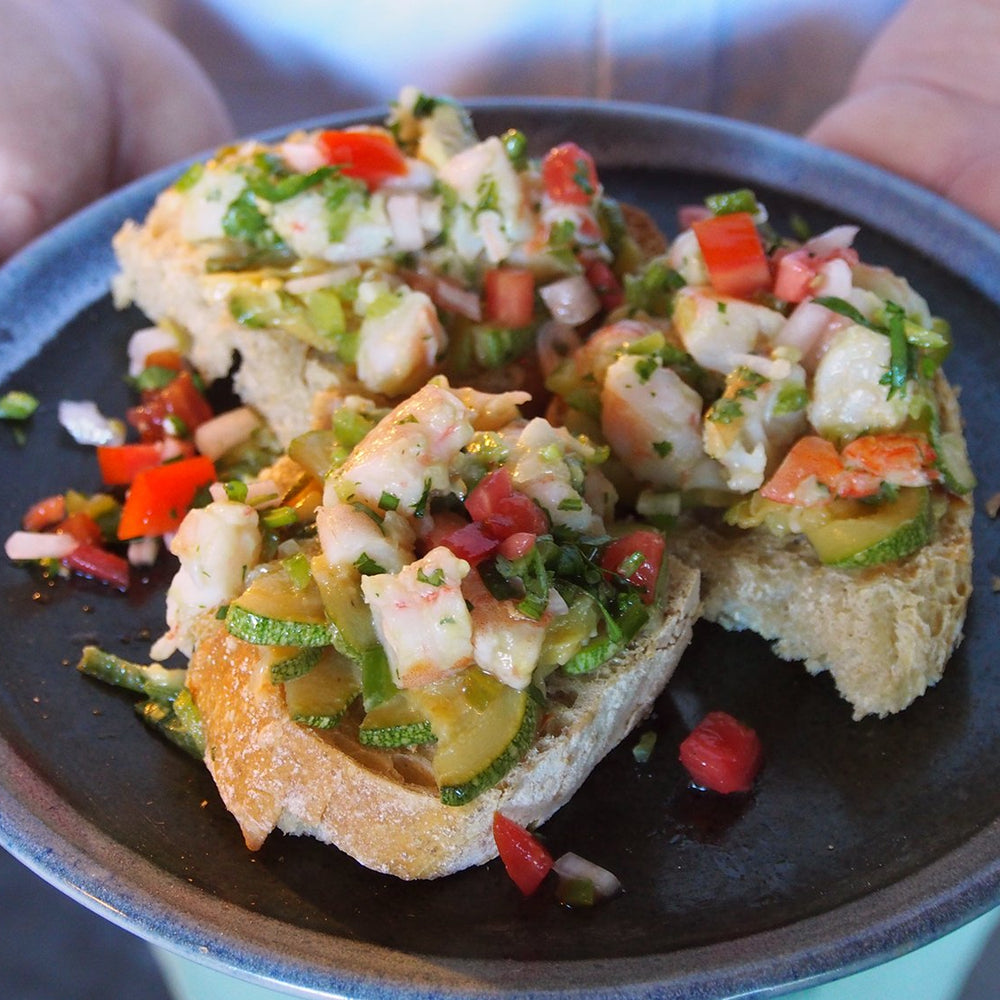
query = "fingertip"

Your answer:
(0, 190), (43, 262)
